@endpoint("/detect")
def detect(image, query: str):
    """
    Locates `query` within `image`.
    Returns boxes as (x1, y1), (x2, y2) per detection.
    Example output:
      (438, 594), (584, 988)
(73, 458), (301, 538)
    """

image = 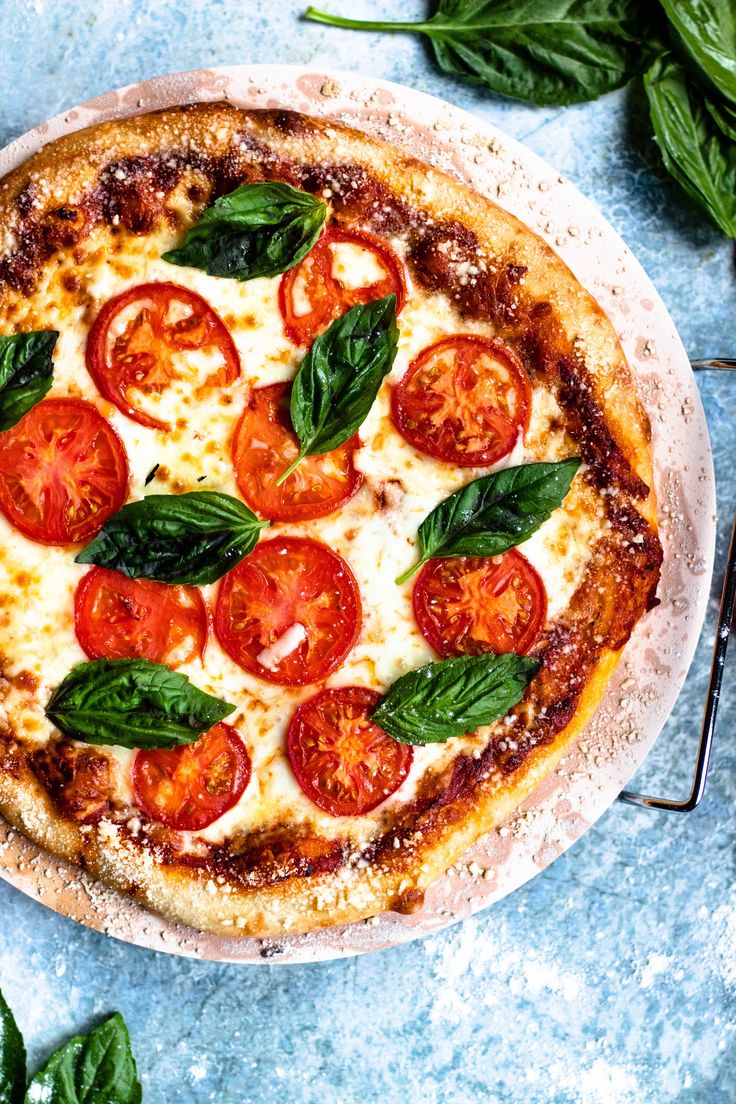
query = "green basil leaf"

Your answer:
(0, 331), (57, 432)
(706, 94), (736, 142)
(305, 1), (654, 106)
(0, 990), (26, 1104)
(162, 182), (327, 280)
(373, 653), (539, 745)
(277, 295), (398, 485)
(76, 491), (268, 585)
(660, 0), (736, 105)
(645, 52), (736, 237)
(46, 659), (234, 749)
(397, 458), (580, 584)
(24, 1012), (141, 1104)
